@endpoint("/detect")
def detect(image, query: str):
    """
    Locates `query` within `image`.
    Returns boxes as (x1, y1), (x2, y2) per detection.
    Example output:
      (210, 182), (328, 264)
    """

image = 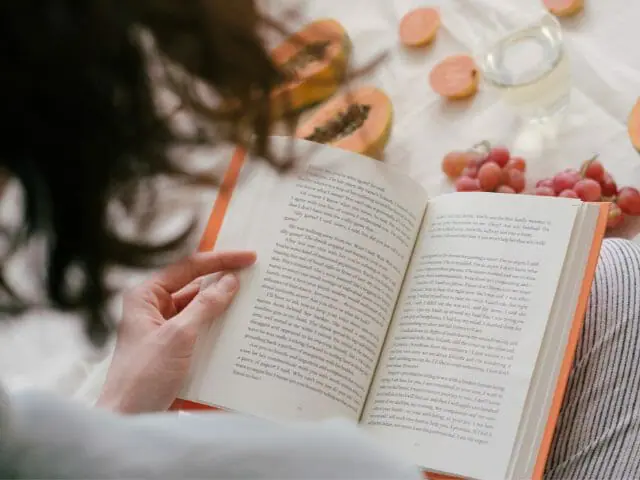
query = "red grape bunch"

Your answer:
(535, 157), (640, 229)
(441, 144), (527, 194)
(442, 145), (640, 231)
